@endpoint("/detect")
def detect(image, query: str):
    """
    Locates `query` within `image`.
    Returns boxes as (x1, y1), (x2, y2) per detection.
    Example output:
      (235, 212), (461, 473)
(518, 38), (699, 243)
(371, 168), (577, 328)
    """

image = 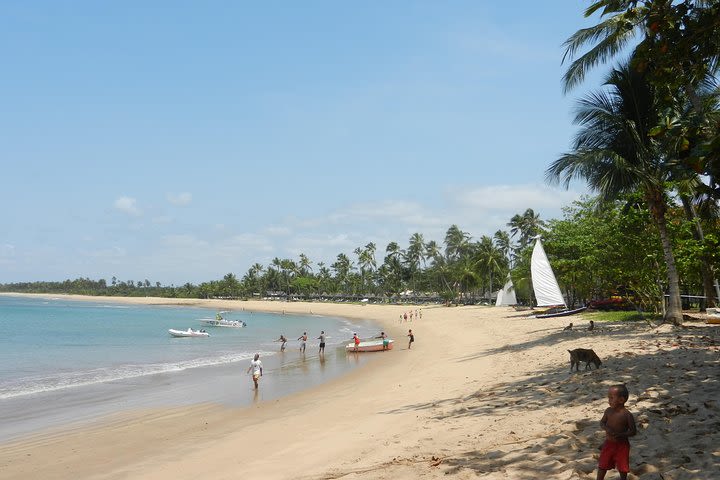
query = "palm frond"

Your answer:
(562, 13), (640, 93)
